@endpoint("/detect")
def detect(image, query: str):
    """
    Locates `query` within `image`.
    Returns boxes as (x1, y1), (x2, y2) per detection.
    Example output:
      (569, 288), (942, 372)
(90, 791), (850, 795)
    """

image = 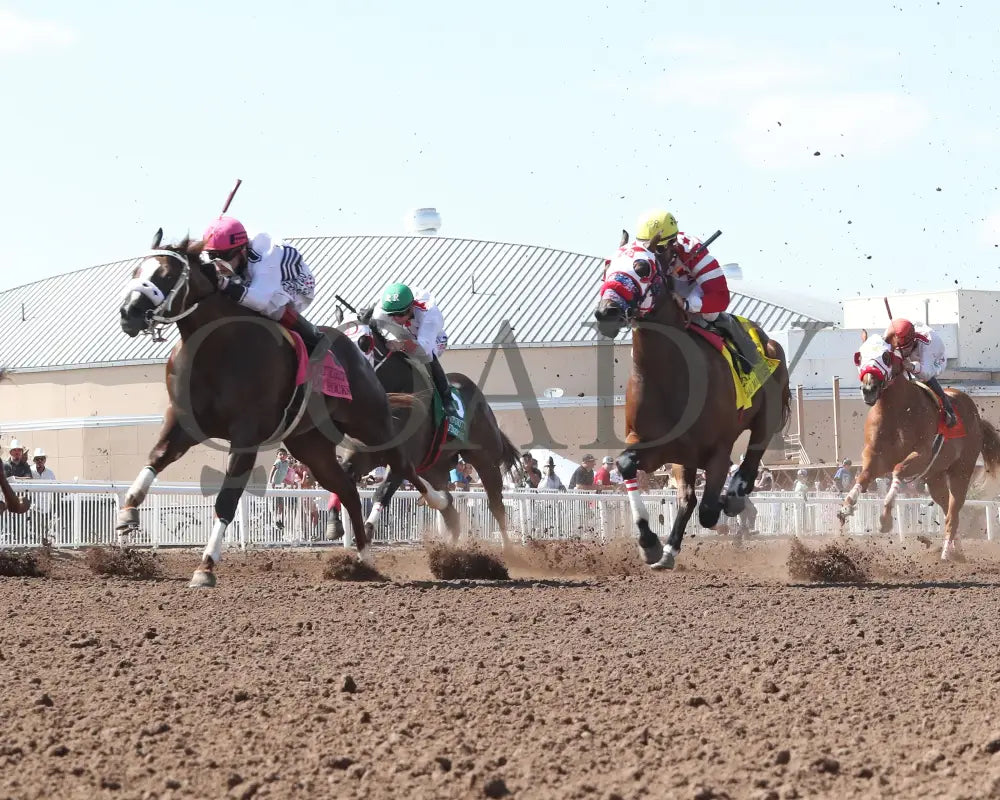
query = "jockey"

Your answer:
(636, 209), (758, 372)
(884, 318), (956, 426)
(202, 216), (324, 351)
(372, 283), (457, 417)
